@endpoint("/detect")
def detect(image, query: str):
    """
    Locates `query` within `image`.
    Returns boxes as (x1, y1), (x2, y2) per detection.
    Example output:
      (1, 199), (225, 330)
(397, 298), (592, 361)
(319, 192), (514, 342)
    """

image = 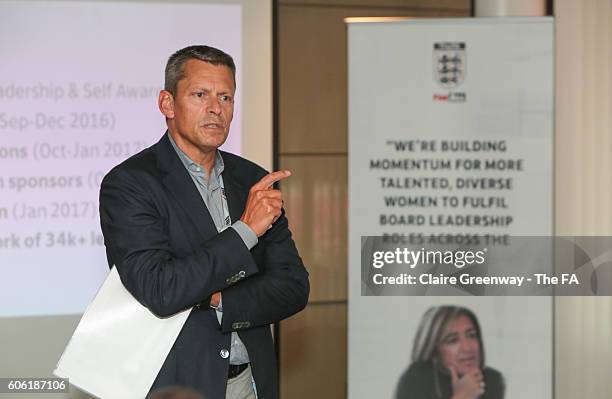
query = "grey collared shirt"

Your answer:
(169, 133), (254, 365)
